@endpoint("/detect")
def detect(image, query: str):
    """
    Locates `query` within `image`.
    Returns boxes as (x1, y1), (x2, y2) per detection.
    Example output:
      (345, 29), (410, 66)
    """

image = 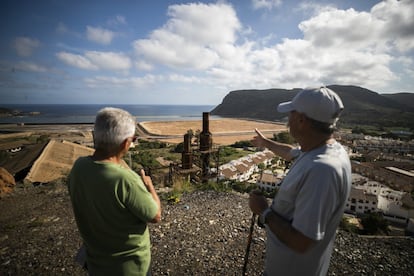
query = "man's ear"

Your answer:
(120, 138), (130, 152)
